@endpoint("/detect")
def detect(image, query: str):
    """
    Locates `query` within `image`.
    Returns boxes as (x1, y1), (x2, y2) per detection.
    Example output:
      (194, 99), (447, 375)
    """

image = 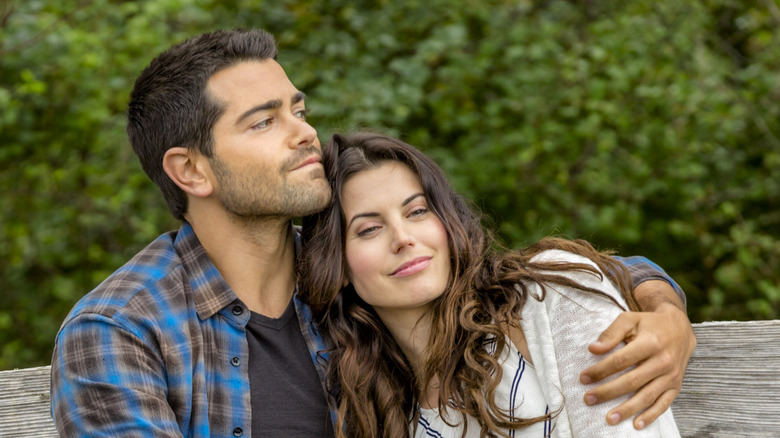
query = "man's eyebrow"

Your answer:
(235, 99), (281, 125)
(292, 91), (306, 105)
(346, 193), (425, 229)
(234, 92), (307, 126)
